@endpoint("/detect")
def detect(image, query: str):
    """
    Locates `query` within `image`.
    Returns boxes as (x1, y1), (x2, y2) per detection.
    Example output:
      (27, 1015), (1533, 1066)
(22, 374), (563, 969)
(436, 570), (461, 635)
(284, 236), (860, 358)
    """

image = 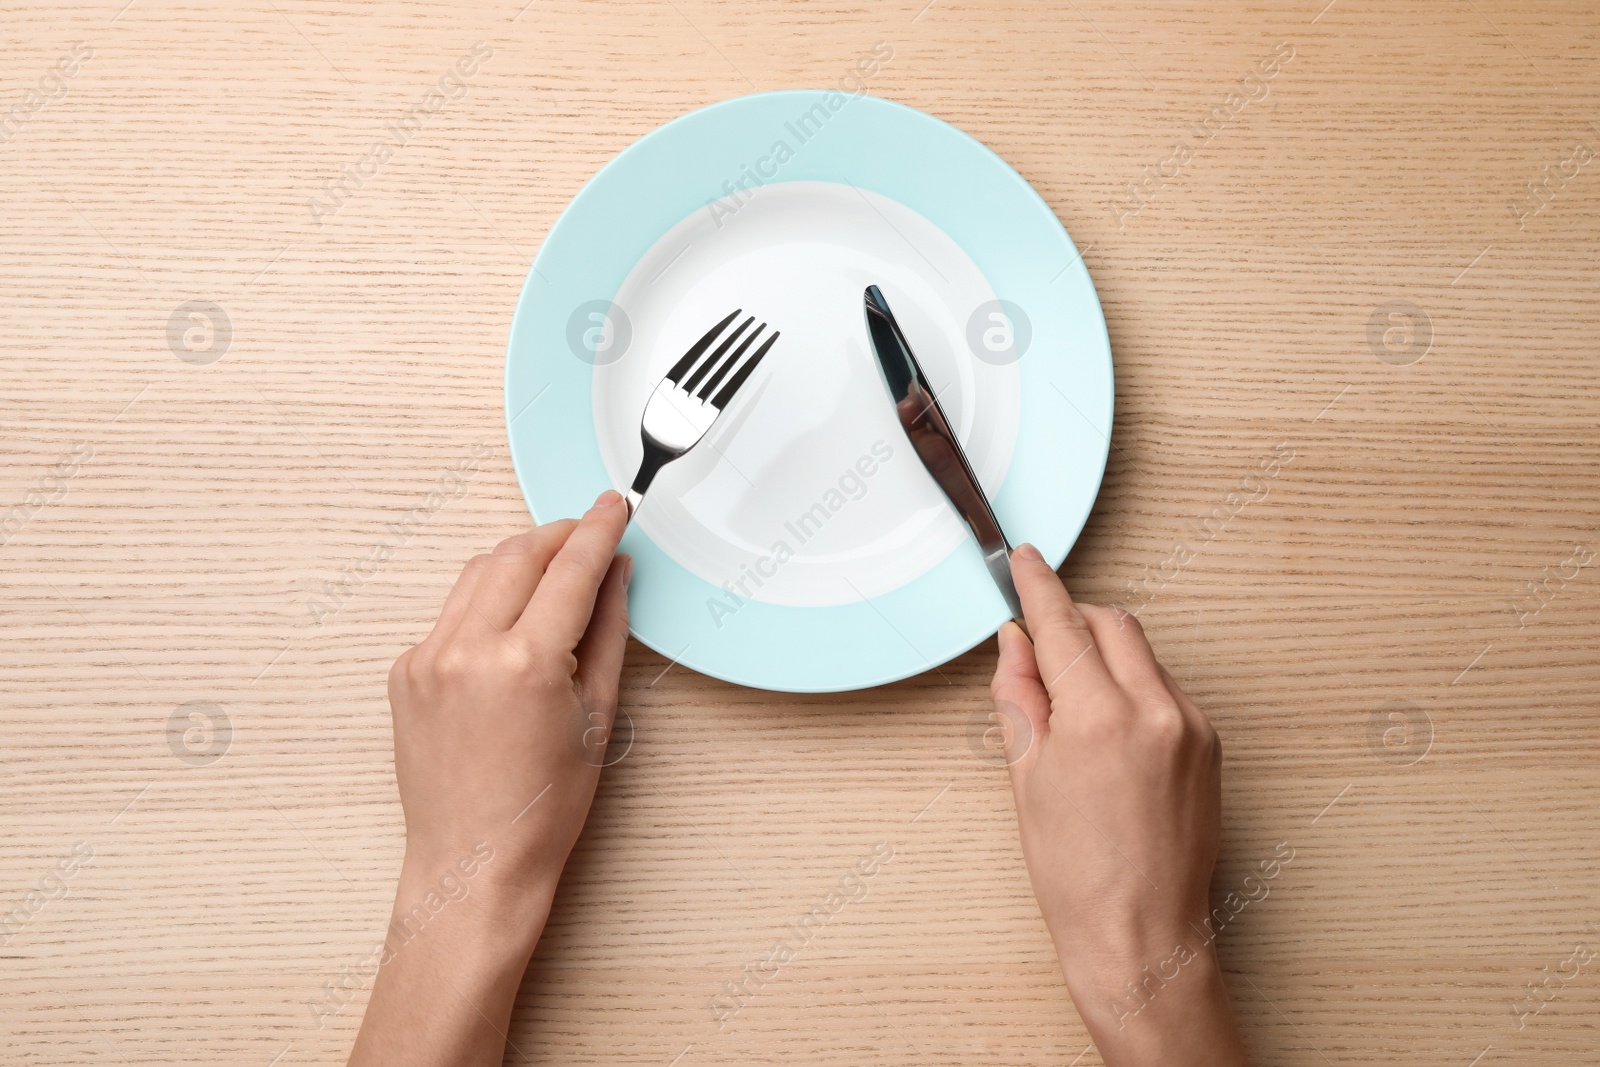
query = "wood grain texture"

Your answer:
(2, 0), (1597, 1063)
